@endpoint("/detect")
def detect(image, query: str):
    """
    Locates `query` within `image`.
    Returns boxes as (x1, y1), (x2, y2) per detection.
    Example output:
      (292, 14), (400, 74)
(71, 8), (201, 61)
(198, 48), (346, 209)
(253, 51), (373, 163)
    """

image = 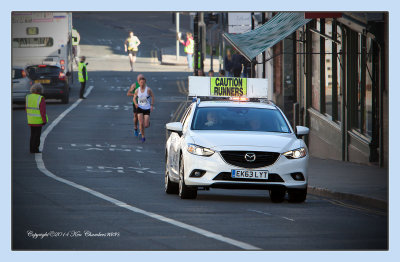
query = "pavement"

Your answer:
(308, 157), (387, 210)
(160, 46), (221, 72)
(161, 48), (388, 211)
